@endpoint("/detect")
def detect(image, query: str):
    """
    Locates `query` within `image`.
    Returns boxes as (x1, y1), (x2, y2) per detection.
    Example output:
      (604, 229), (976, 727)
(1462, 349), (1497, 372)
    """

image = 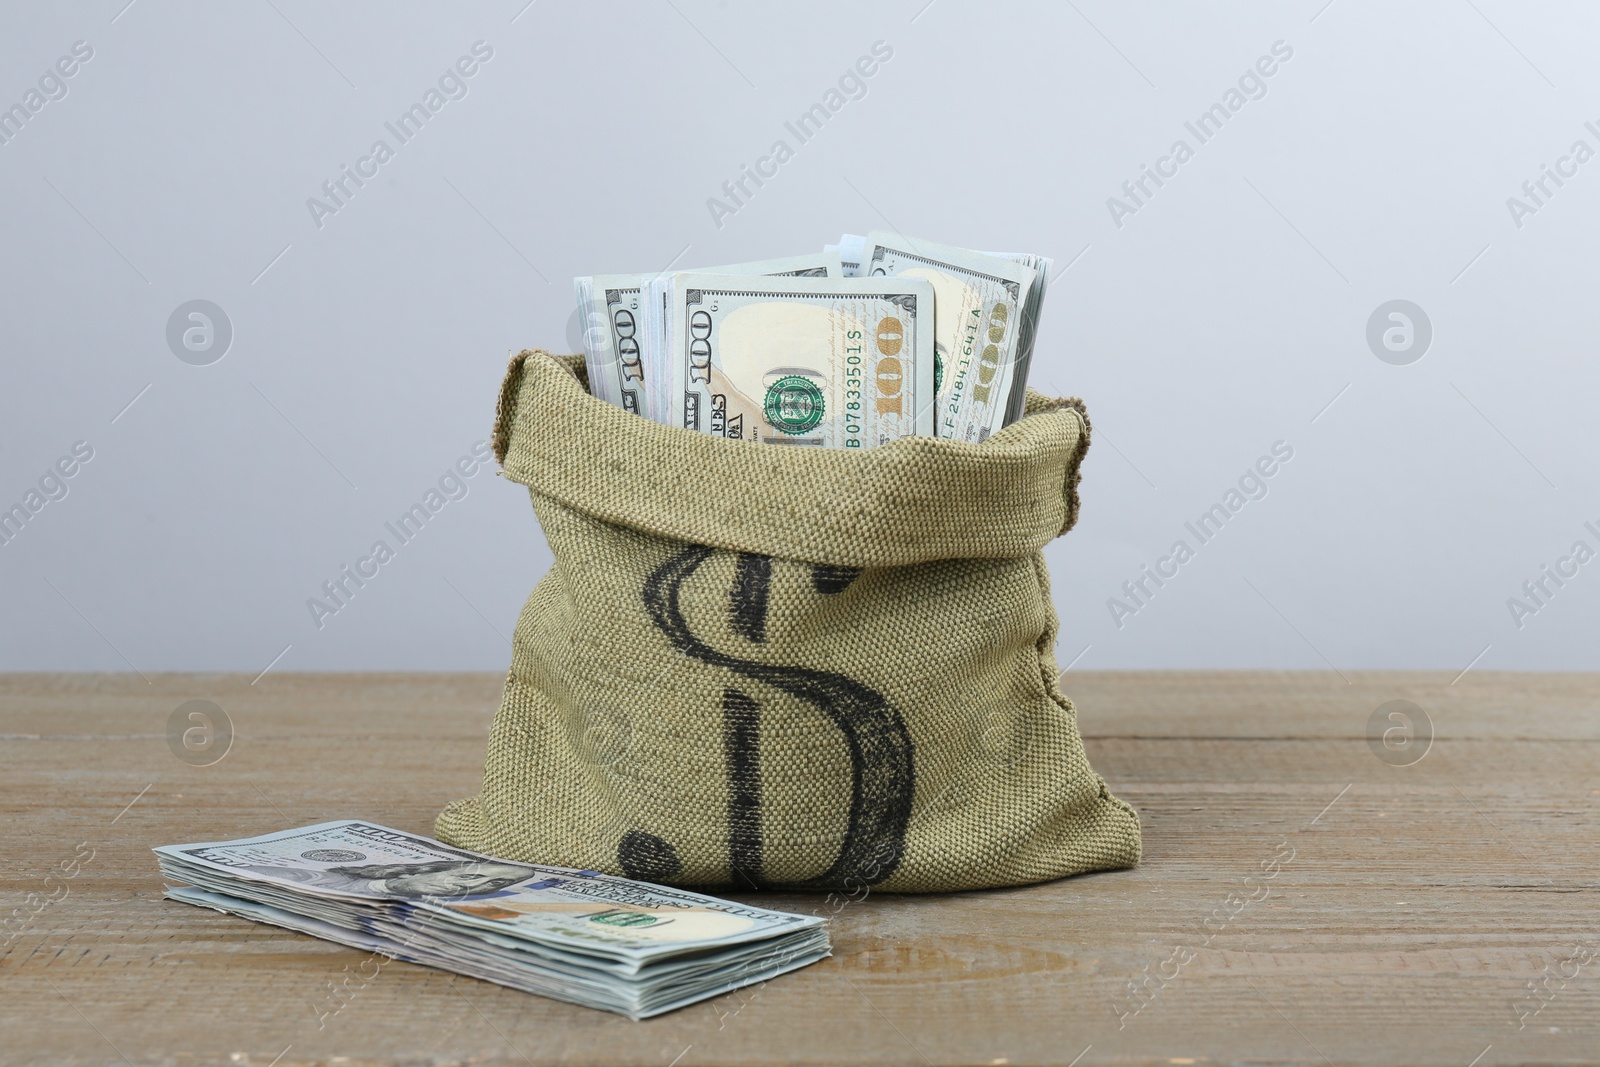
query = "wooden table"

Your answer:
(3, 672), (1596, 1067)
